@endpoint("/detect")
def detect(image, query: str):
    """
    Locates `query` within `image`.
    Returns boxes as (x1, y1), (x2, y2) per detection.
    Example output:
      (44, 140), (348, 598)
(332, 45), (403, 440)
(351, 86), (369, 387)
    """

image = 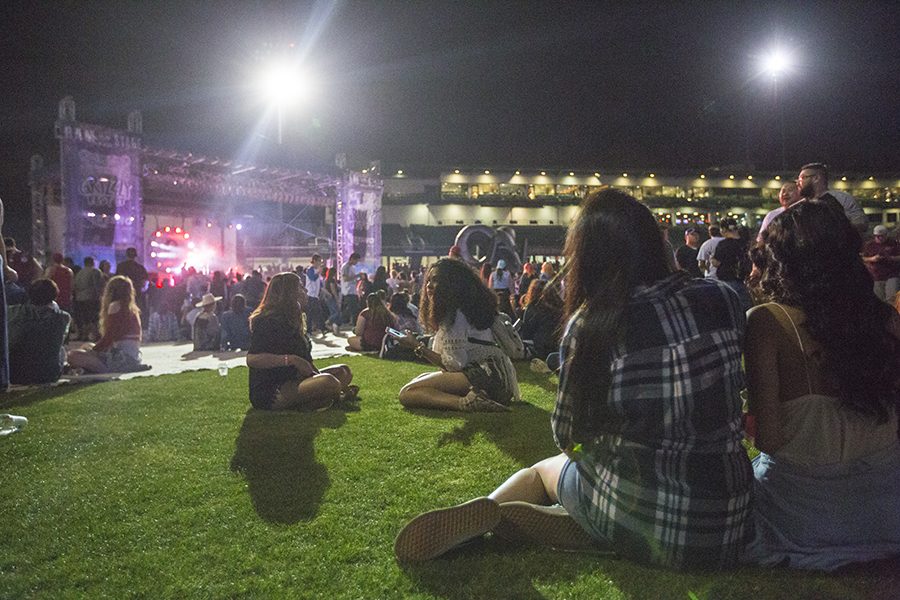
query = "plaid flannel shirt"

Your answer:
(552, 271), (752, 569)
